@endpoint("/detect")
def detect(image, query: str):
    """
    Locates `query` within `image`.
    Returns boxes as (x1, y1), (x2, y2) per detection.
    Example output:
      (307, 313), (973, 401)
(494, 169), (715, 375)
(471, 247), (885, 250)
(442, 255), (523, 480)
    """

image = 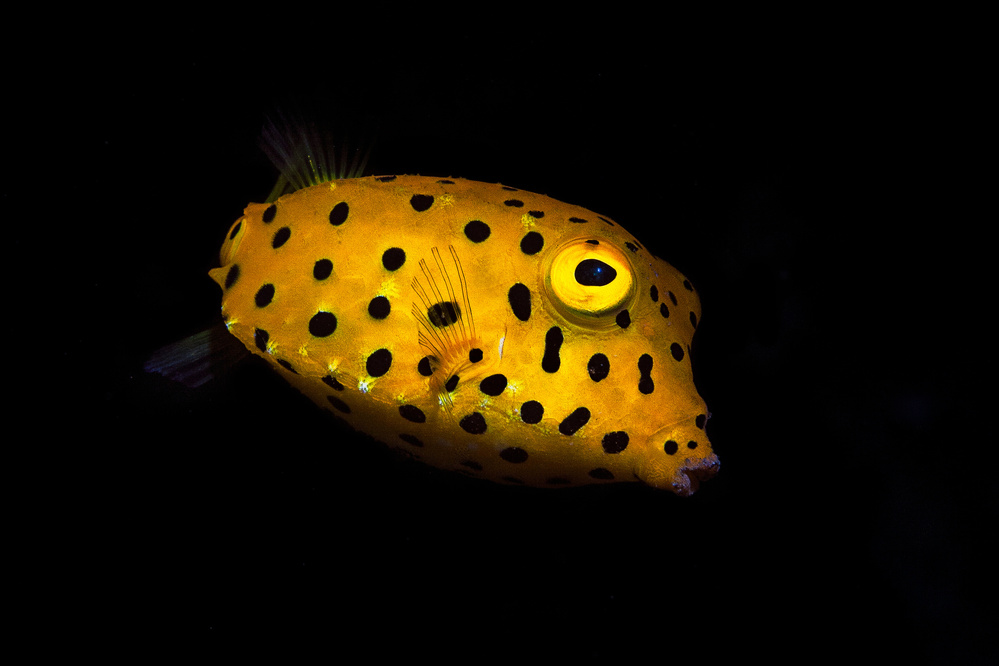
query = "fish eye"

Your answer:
(574, 258), (617, 286)
(544, 239), (635, 325)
